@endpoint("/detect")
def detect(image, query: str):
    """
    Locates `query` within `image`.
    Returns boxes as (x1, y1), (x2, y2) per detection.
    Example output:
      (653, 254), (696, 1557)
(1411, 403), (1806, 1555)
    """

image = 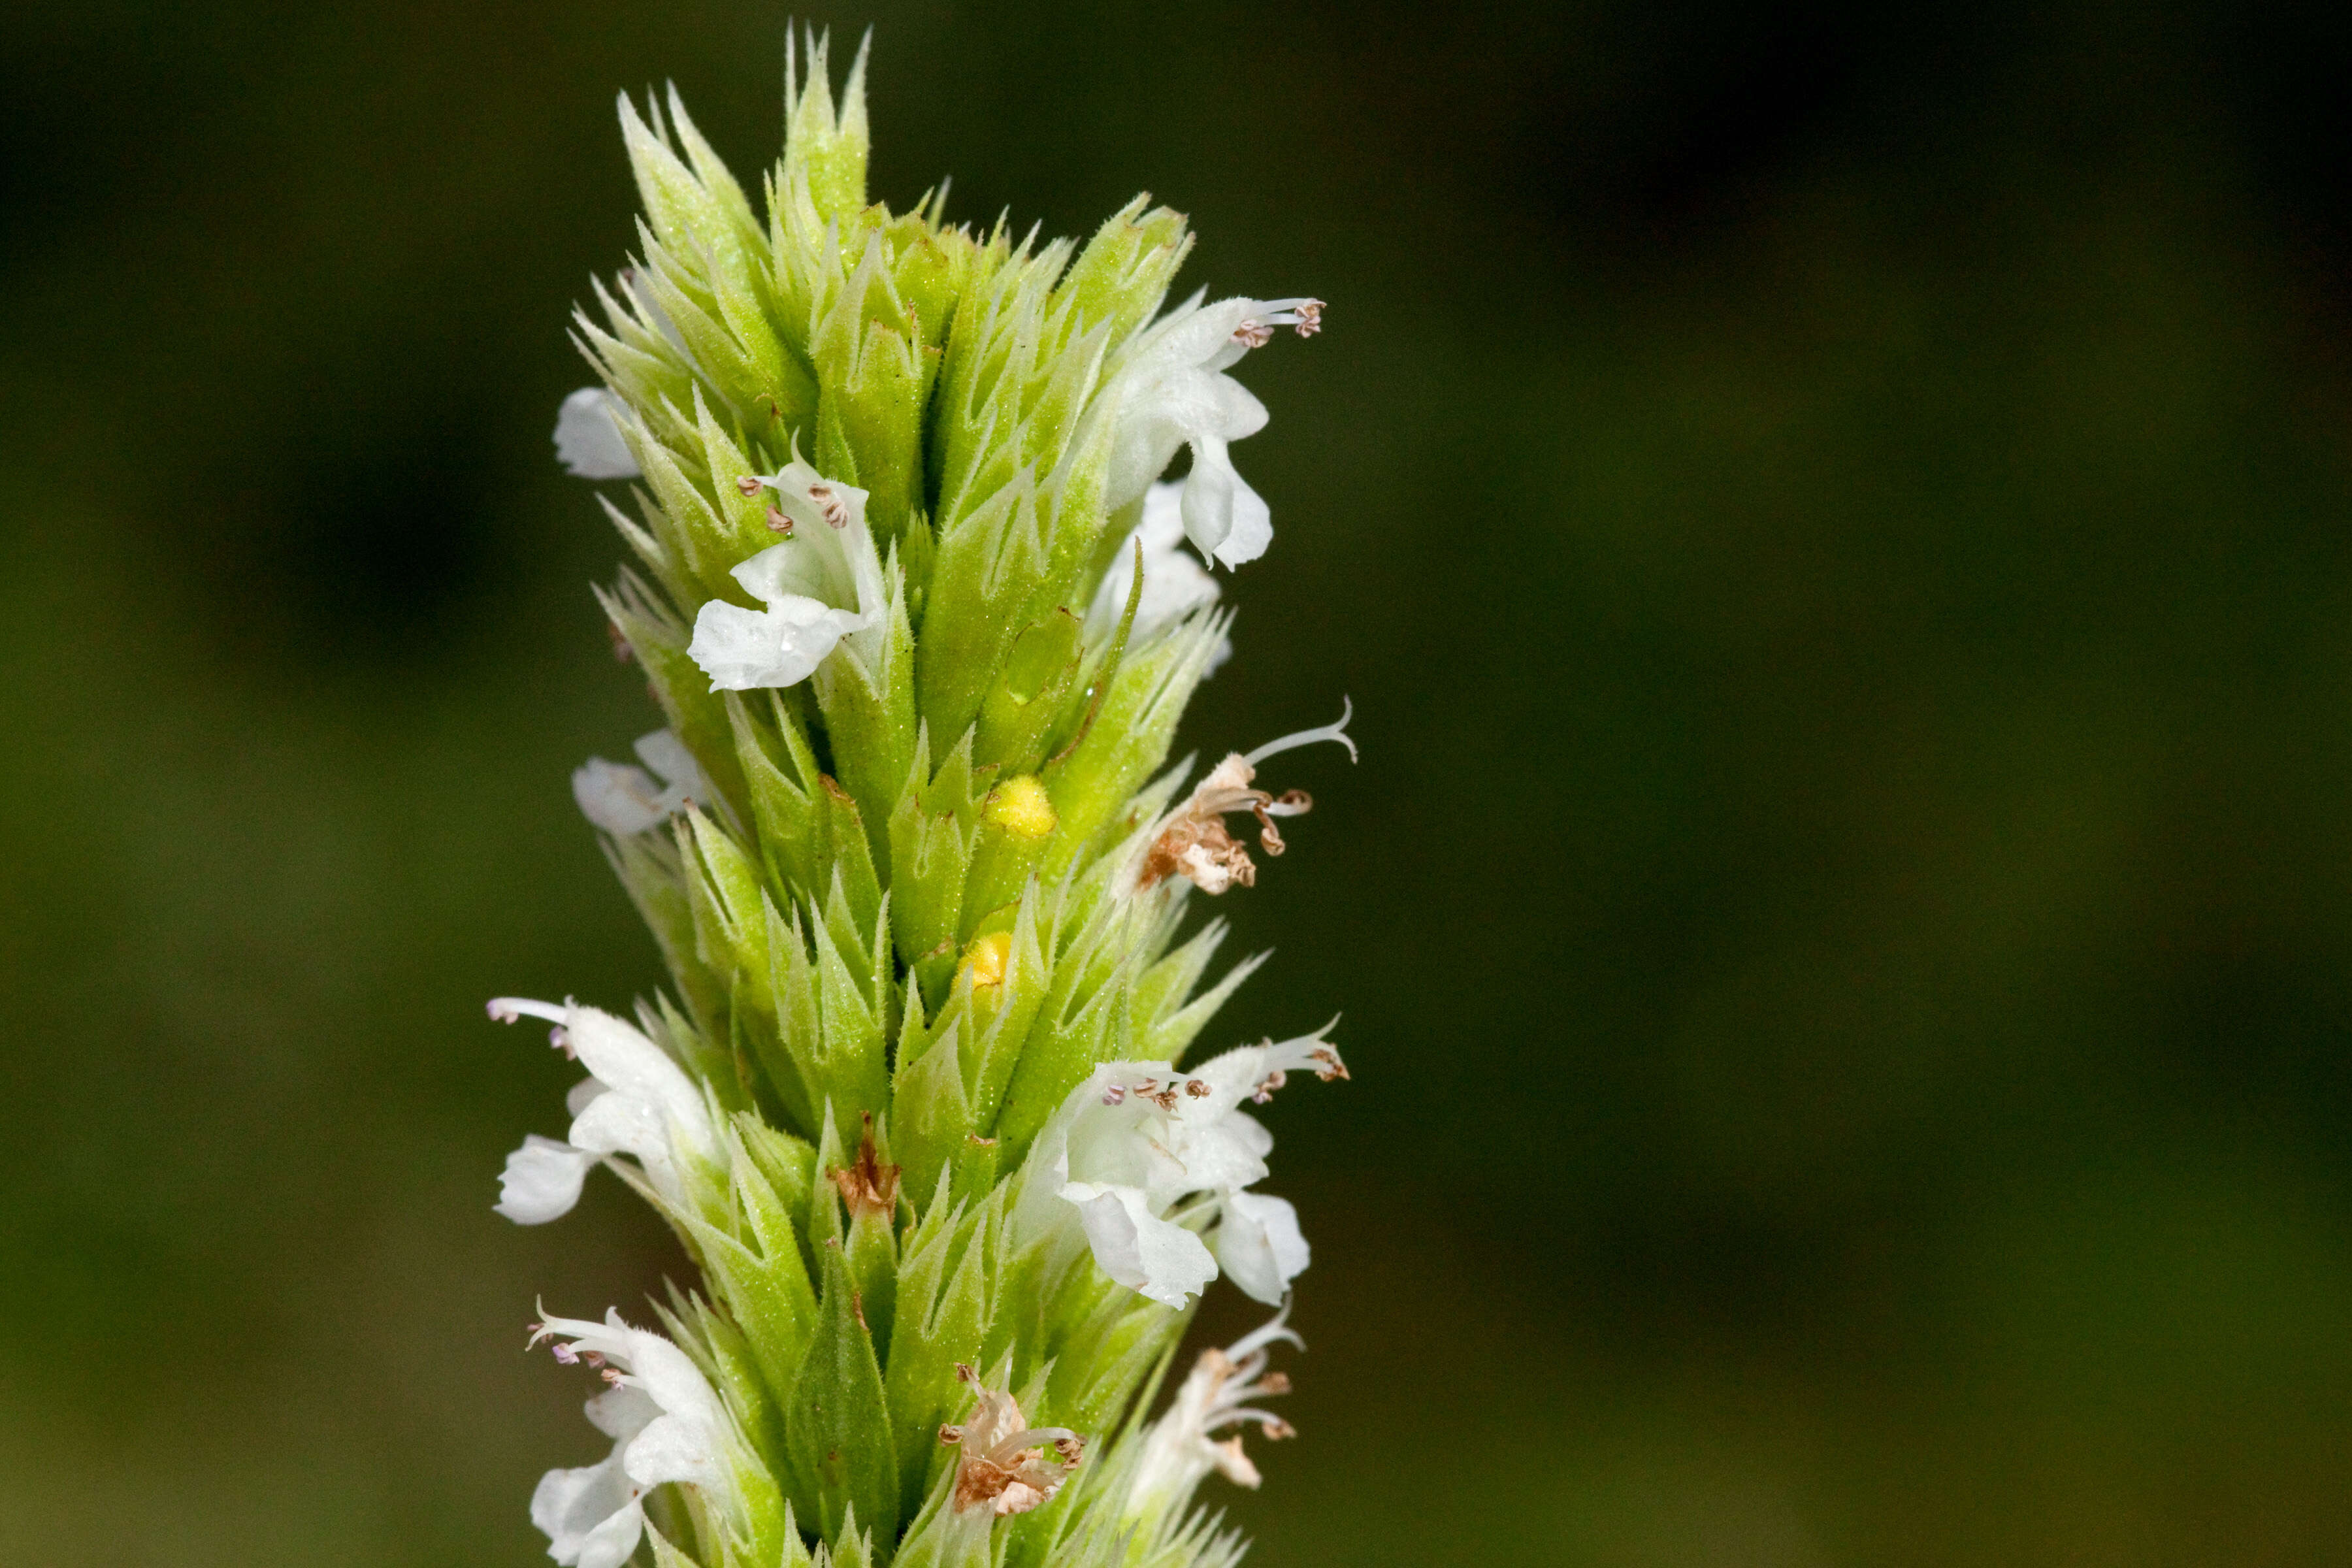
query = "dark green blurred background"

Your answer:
(9, 3), (2352, 1562)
